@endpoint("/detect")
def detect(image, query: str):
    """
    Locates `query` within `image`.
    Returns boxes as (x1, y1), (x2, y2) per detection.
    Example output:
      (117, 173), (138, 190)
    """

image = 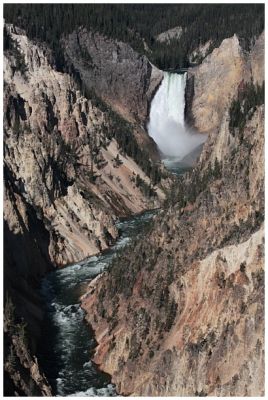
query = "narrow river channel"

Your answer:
(37, 210), (157, 396)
